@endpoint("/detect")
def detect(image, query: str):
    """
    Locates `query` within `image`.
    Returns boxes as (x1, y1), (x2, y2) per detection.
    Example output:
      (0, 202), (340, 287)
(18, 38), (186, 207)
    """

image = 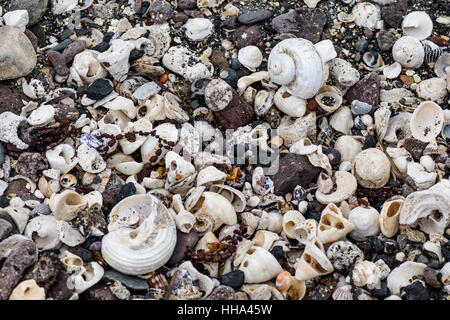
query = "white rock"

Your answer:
(3, 10), (29, 32)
